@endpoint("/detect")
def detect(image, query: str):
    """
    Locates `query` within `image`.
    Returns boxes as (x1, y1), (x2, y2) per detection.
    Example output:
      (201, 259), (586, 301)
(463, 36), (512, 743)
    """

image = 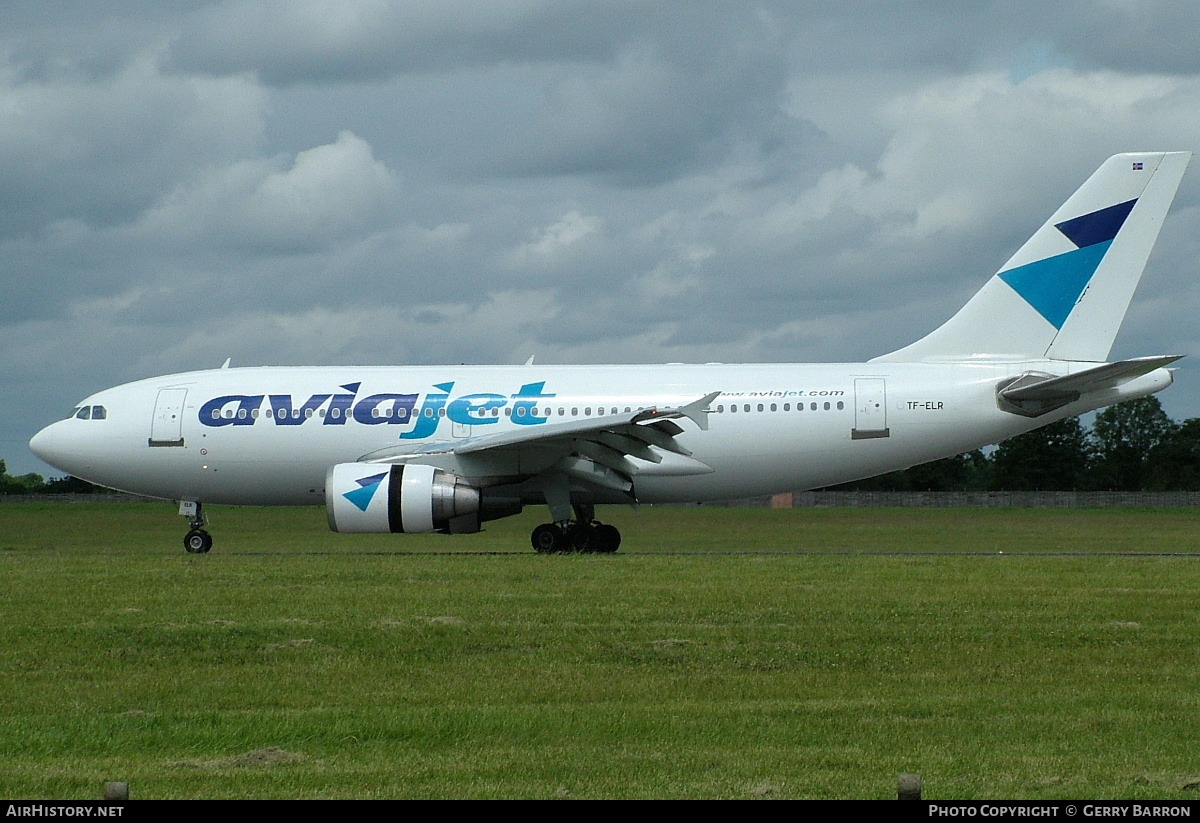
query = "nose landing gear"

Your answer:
(180, 500), (212, 554)
(184, 528), (213, 554)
